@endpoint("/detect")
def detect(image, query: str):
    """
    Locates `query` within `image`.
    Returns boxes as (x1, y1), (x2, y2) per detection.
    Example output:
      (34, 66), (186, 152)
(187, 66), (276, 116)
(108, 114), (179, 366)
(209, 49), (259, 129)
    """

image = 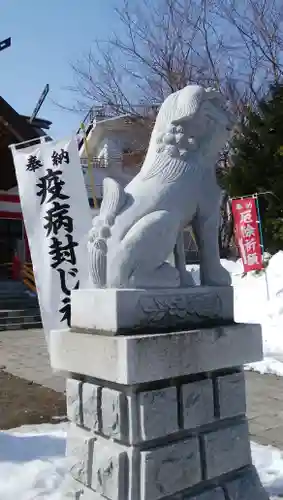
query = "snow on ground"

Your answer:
(0, 423), (282, 499)
(252, 441), (283, 498)
(0, 424), (68, 500)
(187, 251), (283, 376)
(1, 256), (283, 498)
